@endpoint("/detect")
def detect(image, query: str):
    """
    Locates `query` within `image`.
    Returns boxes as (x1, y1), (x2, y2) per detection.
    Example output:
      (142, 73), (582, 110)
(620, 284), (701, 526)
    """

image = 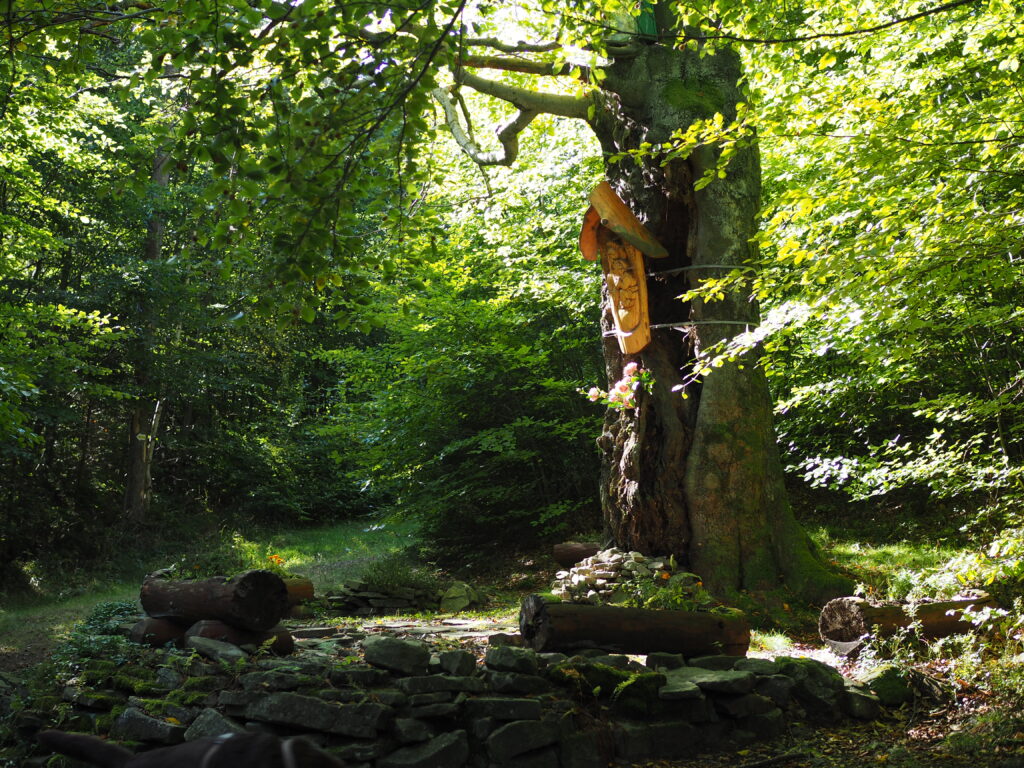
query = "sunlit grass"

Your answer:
(262, 518), (421, 590)
(750, 630), (796, 654)
(811, 525), (961, 596)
